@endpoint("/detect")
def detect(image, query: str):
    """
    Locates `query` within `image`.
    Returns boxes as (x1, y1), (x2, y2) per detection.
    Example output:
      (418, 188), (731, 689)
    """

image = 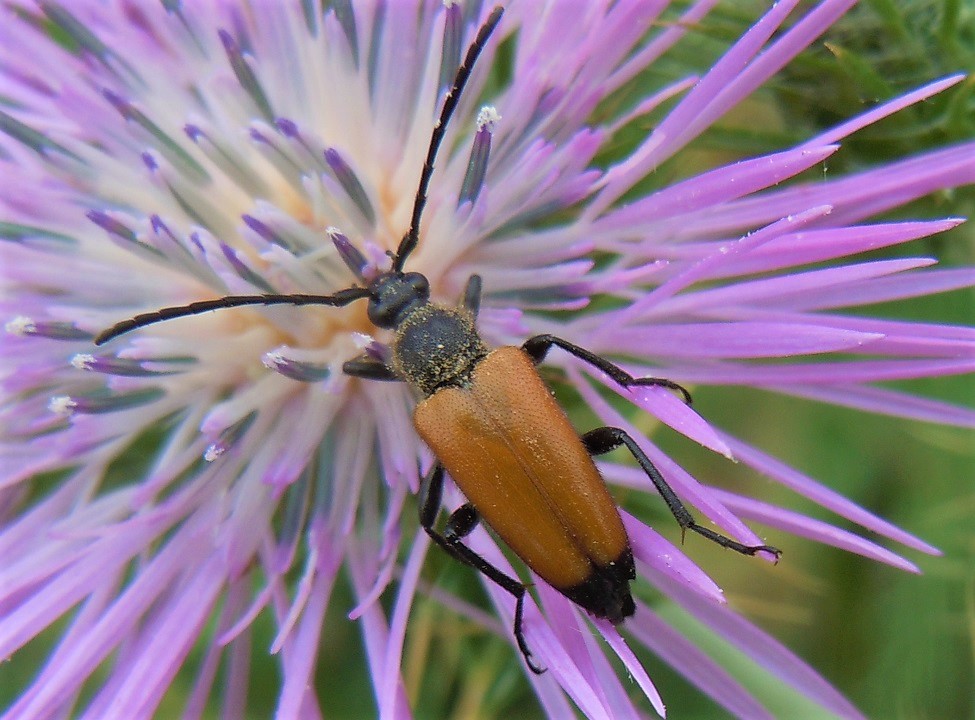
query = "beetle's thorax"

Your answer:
(390, 303), (488, 396)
